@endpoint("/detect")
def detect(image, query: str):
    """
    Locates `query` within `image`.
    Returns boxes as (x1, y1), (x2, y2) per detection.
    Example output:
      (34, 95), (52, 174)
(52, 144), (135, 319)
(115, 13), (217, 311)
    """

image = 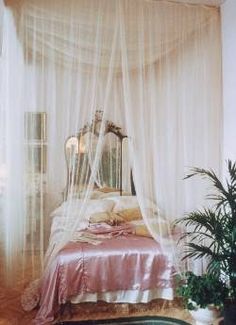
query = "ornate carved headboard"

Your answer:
(64, 110), (134, 199)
